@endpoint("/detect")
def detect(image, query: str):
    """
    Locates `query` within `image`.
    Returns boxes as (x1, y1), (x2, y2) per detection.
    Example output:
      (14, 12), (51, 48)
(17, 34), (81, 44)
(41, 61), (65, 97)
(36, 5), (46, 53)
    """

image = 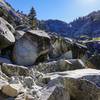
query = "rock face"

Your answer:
(13, 33), (38, 66)
(0, 17), (15, 49)
(49, 36), (72, 59)
(12, 30), (50, 66)
(71, 42), (87, 59)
